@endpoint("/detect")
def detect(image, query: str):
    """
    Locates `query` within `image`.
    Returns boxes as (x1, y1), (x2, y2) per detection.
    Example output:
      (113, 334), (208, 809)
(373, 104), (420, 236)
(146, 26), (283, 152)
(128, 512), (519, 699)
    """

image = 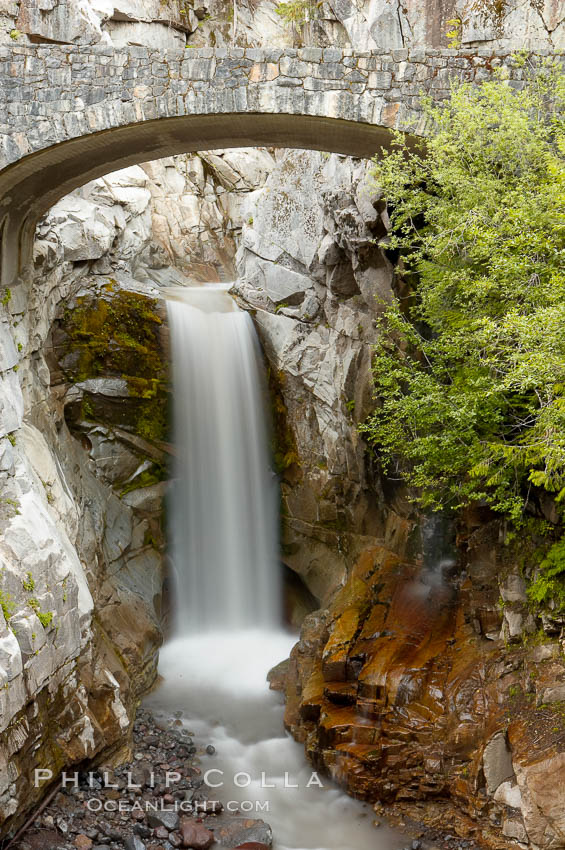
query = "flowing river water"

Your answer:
(146, 286), (405, 850)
